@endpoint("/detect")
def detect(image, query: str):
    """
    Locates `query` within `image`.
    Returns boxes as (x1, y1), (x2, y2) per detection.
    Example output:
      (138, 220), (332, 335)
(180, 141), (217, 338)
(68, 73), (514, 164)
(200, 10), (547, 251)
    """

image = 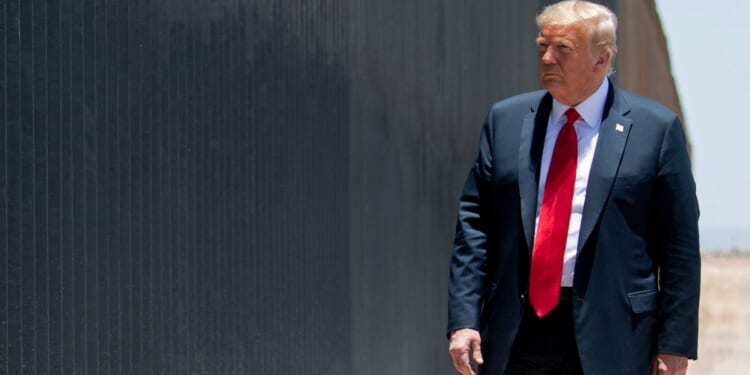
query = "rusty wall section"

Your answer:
(616, 0), (690, 150)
